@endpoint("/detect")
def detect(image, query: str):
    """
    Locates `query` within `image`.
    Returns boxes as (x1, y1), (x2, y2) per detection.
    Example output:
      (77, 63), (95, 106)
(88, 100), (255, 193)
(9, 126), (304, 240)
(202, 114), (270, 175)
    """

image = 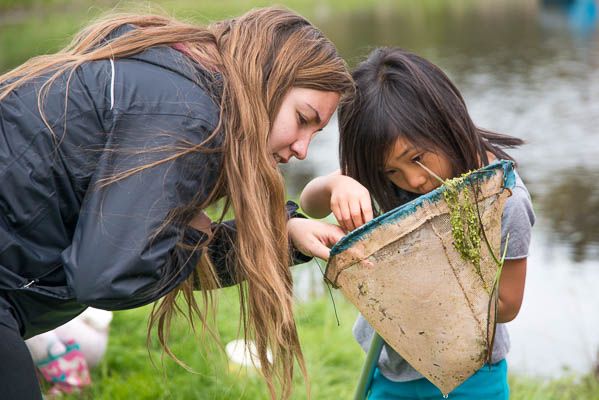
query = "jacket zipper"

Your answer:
(20, 264), (62, 289)
(22, 279), (38, 288)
